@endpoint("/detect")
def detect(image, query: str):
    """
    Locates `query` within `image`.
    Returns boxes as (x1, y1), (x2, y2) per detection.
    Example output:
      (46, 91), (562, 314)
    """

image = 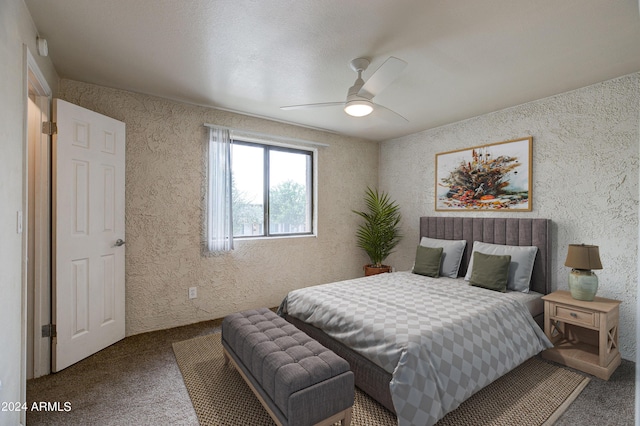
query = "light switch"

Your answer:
(17, 211), (22, 234)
